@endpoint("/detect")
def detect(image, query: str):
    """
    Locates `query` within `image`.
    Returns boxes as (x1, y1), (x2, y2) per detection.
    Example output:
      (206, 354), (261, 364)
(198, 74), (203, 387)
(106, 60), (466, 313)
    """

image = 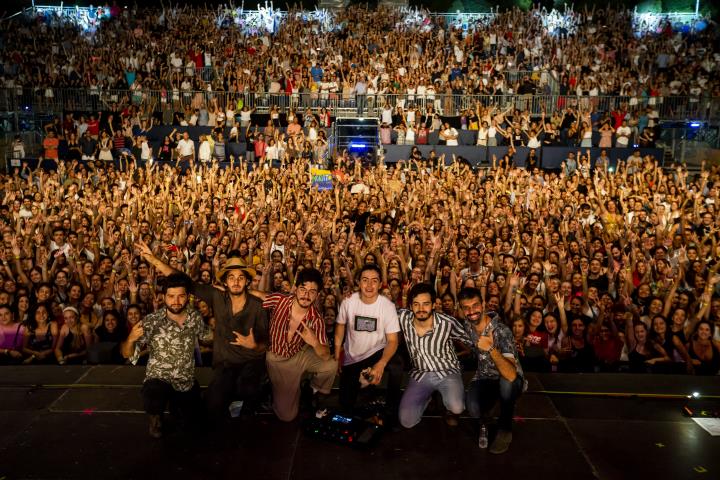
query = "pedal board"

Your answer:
(302, 411), (383, 447)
